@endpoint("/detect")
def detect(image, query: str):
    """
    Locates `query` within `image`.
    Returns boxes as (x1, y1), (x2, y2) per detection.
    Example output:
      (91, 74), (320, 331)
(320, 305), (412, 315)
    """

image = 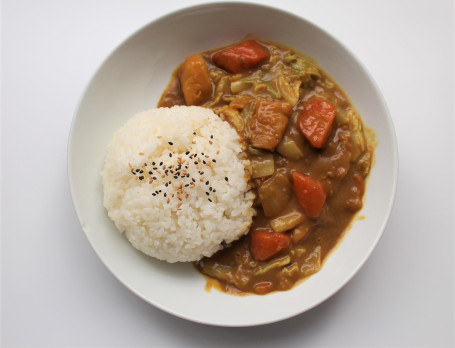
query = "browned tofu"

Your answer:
(179, 54), (212, 106)
(249, 101), (293, 151)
